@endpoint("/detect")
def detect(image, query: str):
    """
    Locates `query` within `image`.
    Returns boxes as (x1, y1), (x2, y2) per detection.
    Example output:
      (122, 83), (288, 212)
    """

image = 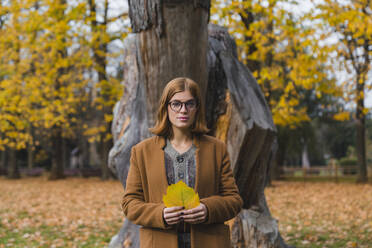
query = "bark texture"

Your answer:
(108, 2), (288, 247)
(7, 148), (20, 179)
(356, 75), (367, 182)
(49, 129), (65, 180)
